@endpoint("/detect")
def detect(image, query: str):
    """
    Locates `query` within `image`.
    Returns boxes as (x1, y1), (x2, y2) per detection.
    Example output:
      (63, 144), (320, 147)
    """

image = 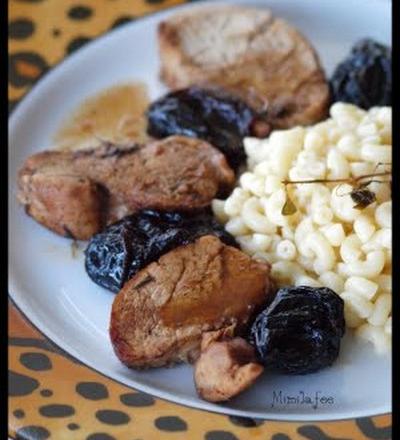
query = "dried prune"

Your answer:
(330, 39), (391, 109)
(249, 286), (345, 374)
(85, 209), (237, 293)
(146, 87), (256, 170)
